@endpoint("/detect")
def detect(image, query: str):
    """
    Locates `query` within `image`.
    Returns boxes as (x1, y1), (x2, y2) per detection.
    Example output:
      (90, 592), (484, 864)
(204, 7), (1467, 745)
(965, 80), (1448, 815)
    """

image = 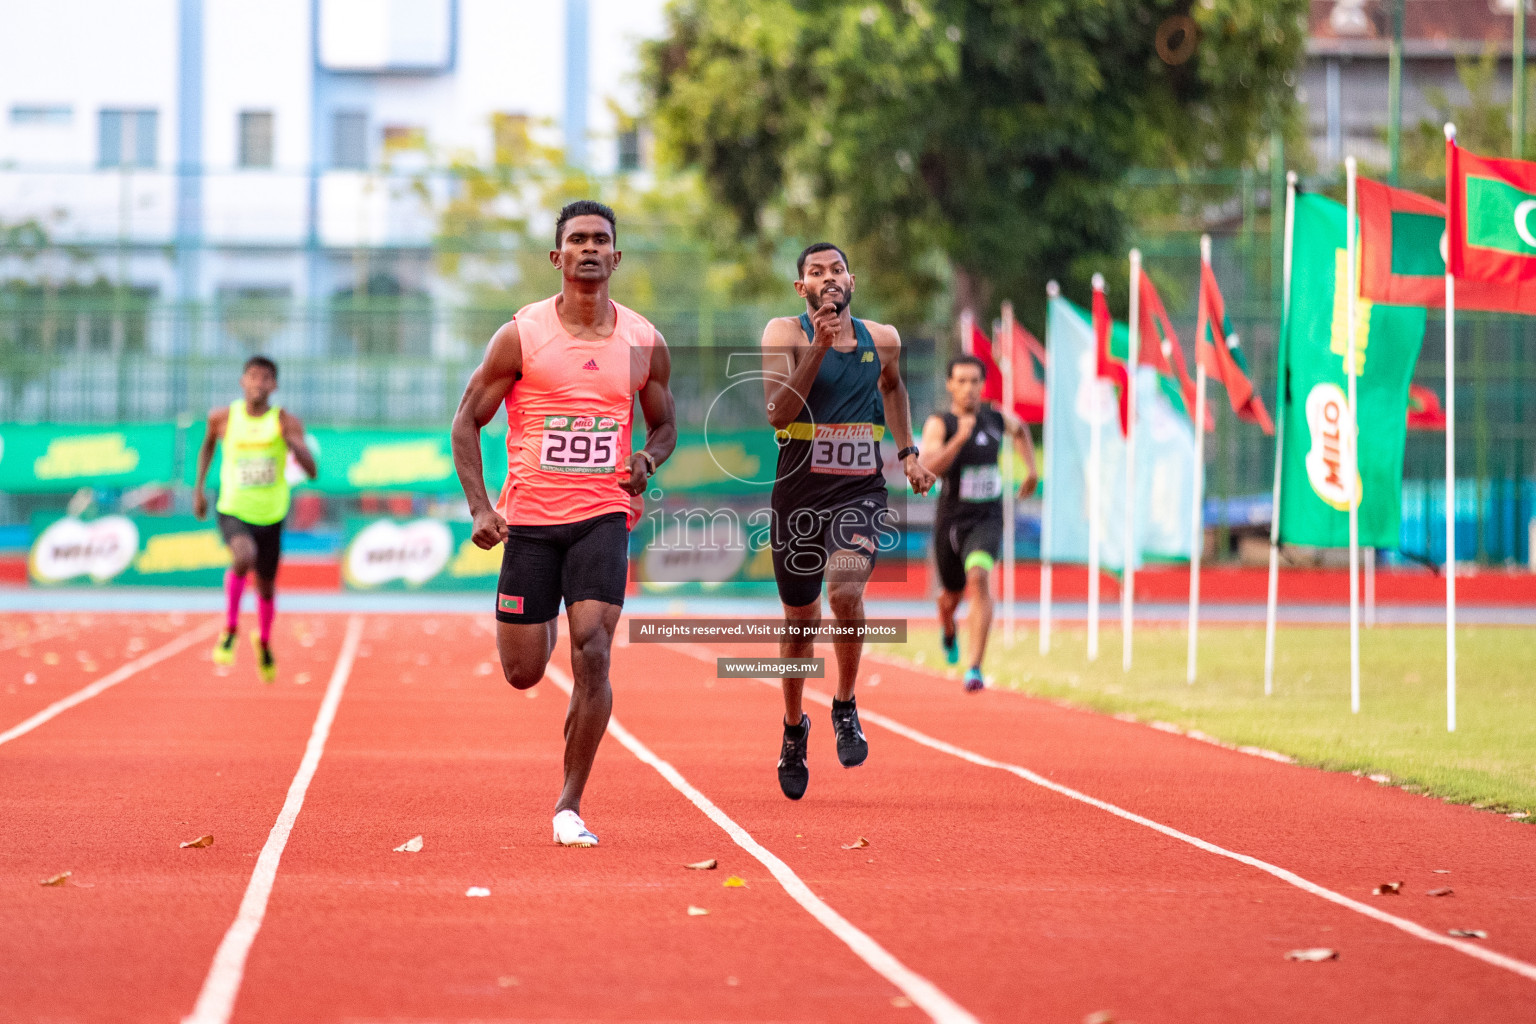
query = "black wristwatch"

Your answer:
(896, 445), (919, 462)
